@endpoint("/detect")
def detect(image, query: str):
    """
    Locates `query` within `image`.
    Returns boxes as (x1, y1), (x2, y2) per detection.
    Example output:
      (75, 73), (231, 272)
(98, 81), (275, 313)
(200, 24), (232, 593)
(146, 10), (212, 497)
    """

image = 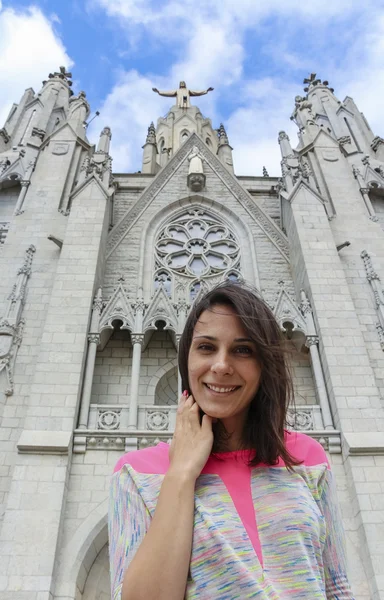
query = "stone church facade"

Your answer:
(0, 67), (384, 599)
